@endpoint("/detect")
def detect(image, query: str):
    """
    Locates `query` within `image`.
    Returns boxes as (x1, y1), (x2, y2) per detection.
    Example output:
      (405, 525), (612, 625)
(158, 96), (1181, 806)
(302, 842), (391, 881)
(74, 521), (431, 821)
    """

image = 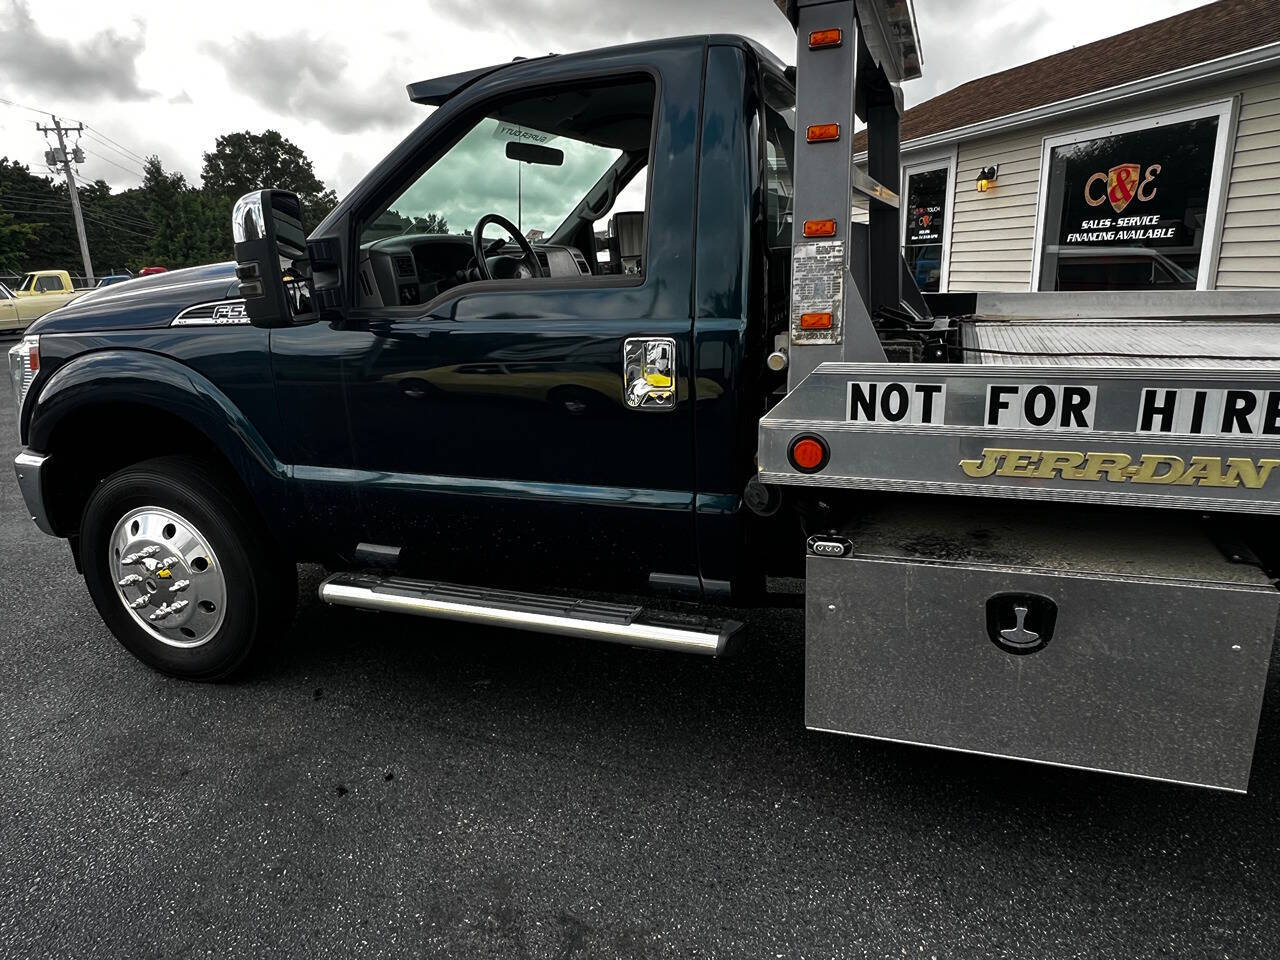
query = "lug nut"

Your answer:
(122, 545), (160, 565)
